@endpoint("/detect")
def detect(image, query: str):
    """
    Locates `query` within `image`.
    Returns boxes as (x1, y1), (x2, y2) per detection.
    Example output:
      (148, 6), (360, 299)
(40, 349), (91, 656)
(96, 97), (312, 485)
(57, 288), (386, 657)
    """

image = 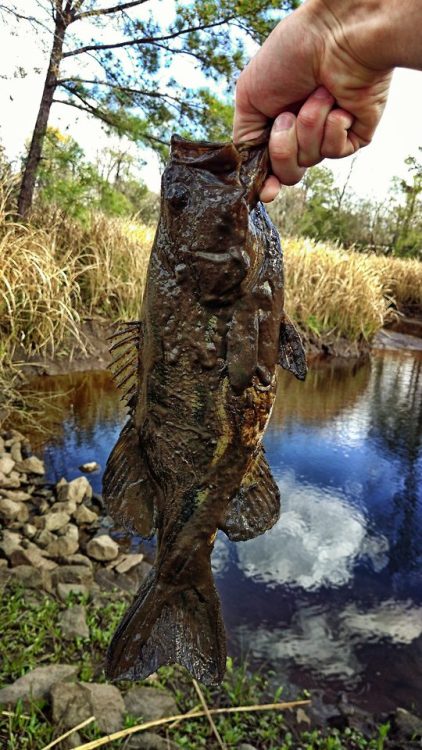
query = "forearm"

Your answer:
(307, 0), (422, 71)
